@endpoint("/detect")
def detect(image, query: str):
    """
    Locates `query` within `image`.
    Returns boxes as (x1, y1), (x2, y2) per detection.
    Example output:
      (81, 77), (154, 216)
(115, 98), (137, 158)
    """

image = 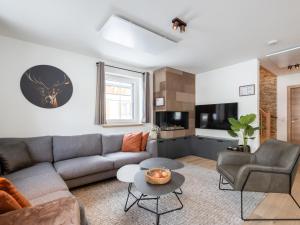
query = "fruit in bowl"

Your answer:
(145, 168), (171, 185)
